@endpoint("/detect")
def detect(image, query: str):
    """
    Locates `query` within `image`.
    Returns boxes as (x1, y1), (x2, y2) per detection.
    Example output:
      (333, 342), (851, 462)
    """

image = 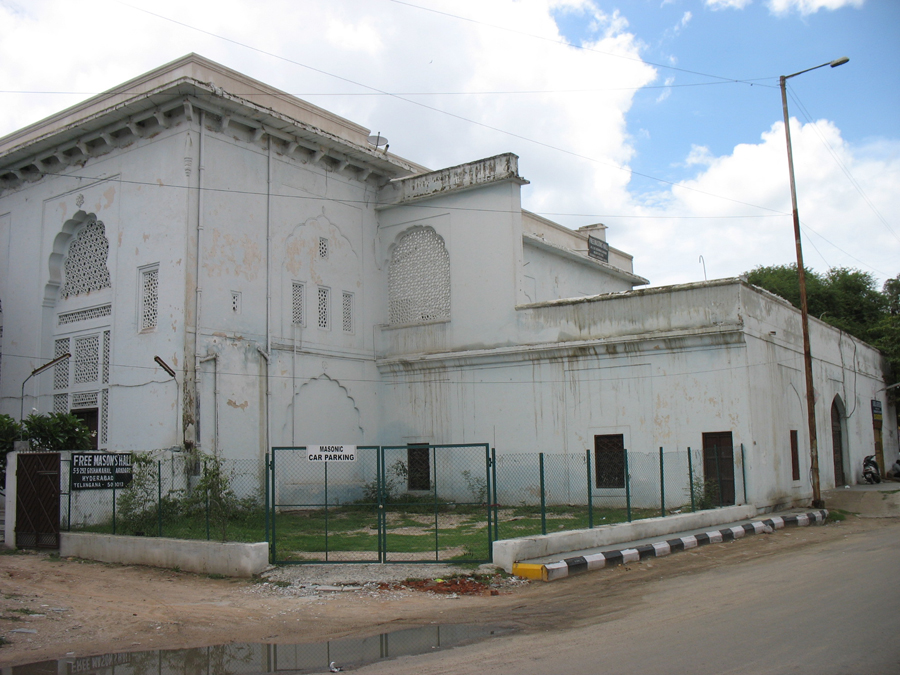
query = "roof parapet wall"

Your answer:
(377, 153), (529, 207)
